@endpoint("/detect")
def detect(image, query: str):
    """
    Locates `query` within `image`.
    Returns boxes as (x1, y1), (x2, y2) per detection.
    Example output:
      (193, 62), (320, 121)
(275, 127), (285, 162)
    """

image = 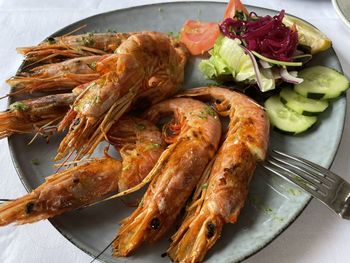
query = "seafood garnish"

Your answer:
(55, 32), (188, 161)
(113, 98), (222, 256)
(0, 117), (165, 225)
(167, 87), (269, 262)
